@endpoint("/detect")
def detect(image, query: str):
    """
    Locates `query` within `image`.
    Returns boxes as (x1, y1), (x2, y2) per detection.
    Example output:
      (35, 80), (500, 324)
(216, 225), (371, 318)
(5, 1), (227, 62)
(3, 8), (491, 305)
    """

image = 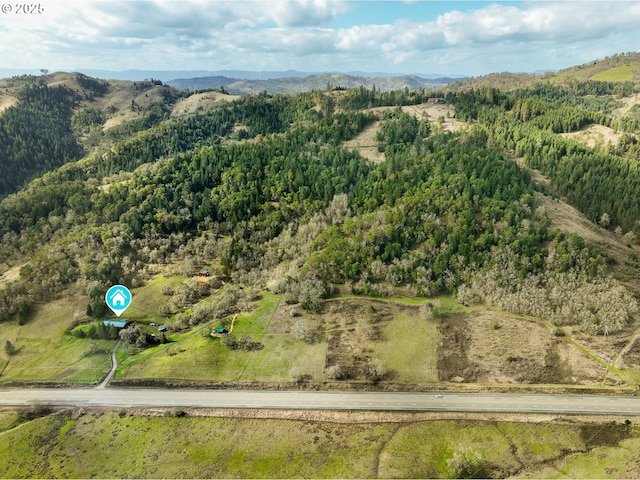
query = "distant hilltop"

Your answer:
(0, 68), (466, 83)
(165, 72), (463, 94)
(0, 68), (466, 95)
